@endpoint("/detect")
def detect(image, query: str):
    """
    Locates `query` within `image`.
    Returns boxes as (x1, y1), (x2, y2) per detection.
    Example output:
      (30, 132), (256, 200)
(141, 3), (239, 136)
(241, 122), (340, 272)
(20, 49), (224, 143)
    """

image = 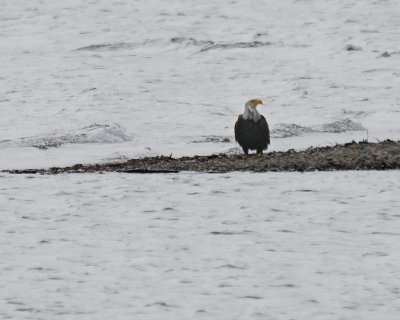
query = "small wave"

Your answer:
(76, 43), (136, 51)
(201, 41), (272, 52)
(272, 124), (313, 138)
(191, 135), (231, 144)
(341, 109), (367, 117)
(0, 123), (131, 149)
(272, 119), (365, 138)
(317, 119), (365, 133)
(345, 44), (362, 51)
(170, 36), (272, 52)
(170, 37), (214, 47)
(75, 40), (157, 52)
(379, 51), (400, 58)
